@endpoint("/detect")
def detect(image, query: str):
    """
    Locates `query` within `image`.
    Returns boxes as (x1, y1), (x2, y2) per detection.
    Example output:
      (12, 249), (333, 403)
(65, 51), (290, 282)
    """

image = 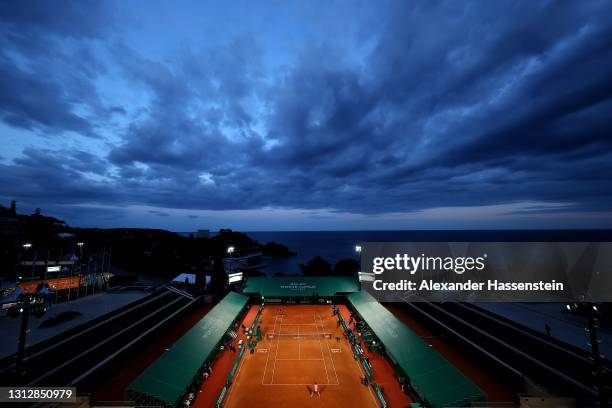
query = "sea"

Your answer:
(245, 230), (612, 275)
